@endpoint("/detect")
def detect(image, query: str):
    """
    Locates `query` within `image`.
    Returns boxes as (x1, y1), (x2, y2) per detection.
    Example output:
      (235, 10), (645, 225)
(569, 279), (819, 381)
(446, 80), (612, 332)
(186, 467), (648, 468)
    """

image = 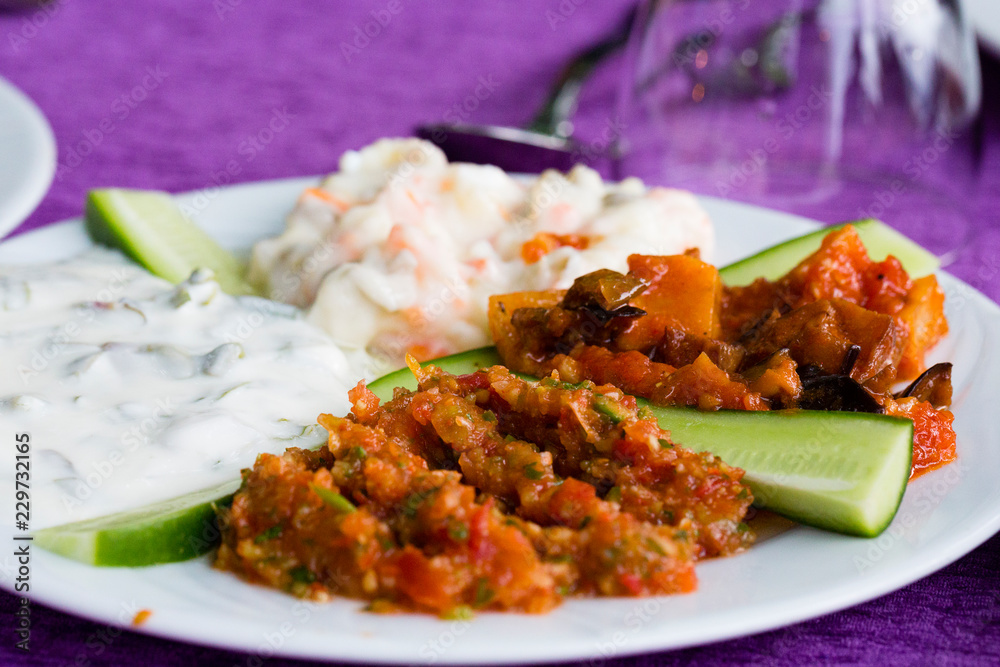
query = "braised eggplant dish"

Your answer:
(489, 225), (955, 480)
